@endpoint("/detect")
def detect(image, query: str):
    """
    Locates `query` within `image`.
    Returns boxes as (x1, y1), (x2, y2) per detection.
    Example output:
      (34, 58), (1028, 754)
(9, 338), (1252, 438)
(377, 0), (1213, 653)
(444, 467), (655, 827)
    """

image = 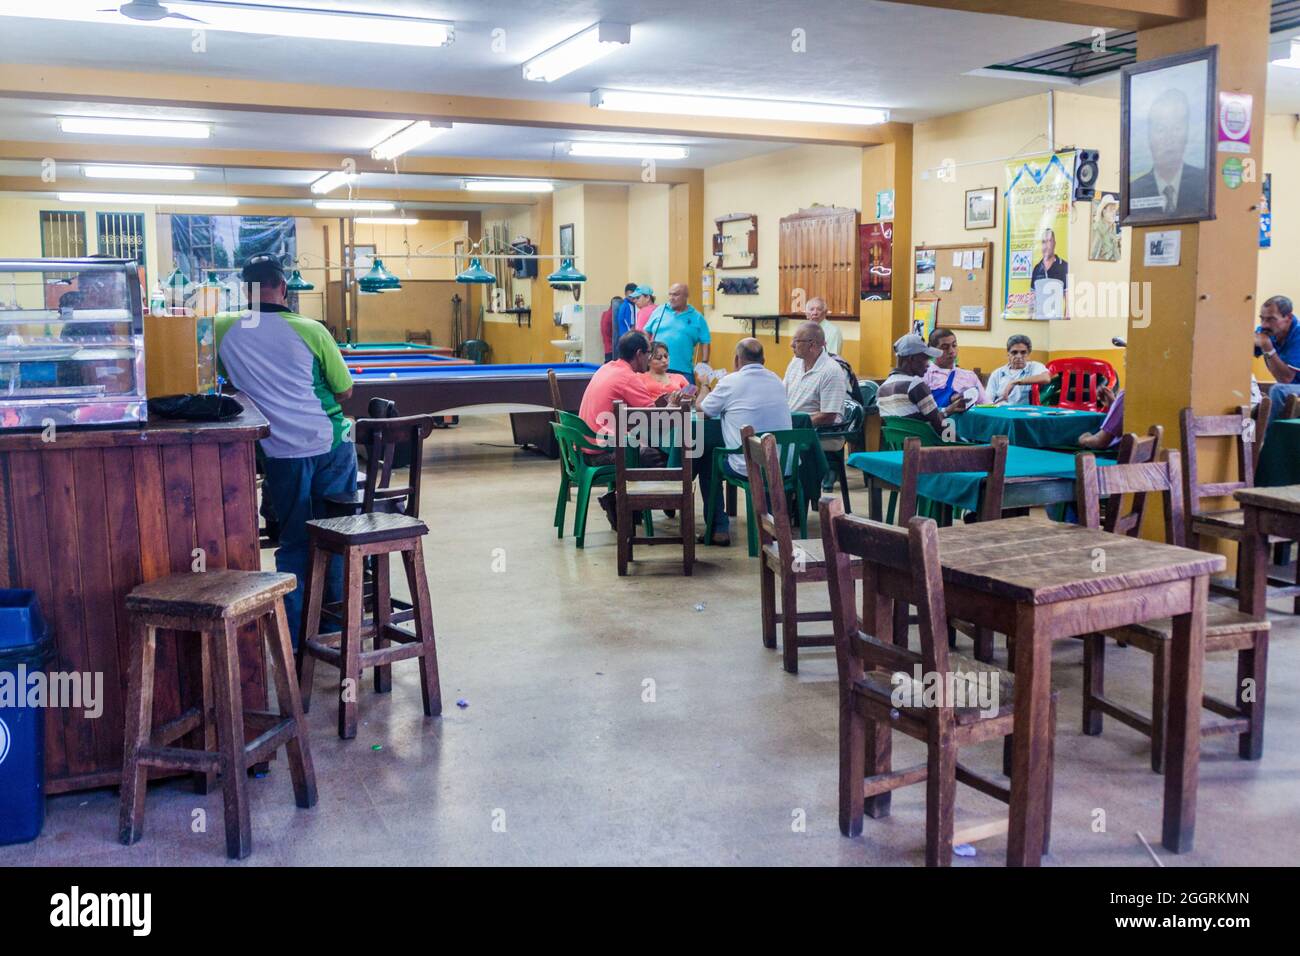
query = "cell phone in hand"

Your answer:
(680, 384), (698, 397)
